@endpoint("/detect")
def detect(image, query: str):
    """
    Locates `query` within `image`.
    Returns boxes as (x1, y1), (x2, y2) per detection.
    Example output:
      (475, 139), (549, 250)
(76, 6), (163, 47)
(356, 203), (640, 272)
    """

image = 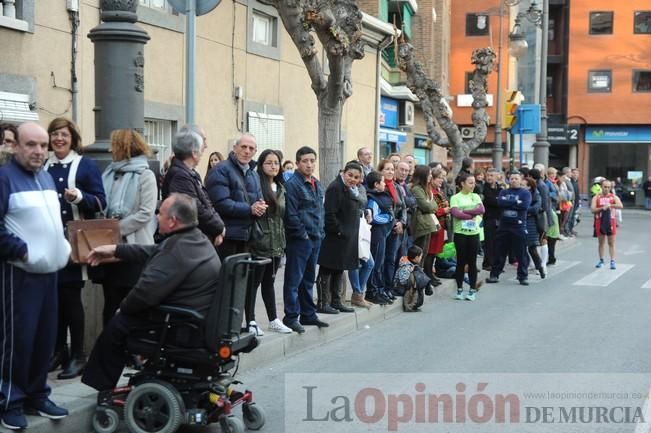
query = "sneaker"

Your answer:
(465, 292), (476, 301)
(454, 290), (464, 301)
(1, 407), (28, 430)
(248, 321), (264, 336)
(610, 260), (616, 270)
(27, 399), (68, 419)
(486, 276), (499, 284)
(268, 318), (292, 334)
(595, 259), (604, 269)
